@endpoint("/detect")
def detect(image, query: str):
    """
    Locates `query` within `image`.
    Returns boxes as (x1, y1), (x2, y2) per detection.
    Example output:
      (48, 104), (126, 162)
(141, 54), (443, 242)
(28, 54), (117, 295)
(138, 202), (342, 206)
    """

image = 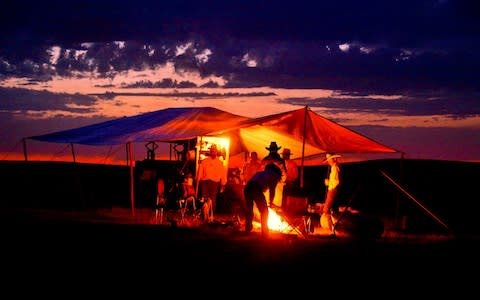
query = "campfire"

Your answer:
(267, 208), (294, 232)
(253, 207), (295, 234)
